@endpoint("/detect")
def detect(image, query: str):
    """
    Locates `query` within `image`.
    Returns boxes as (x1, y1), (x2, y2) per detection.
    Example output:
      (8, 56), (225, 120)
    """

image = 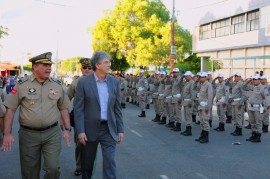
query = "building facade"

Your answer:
(192, 0), (270, 79)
